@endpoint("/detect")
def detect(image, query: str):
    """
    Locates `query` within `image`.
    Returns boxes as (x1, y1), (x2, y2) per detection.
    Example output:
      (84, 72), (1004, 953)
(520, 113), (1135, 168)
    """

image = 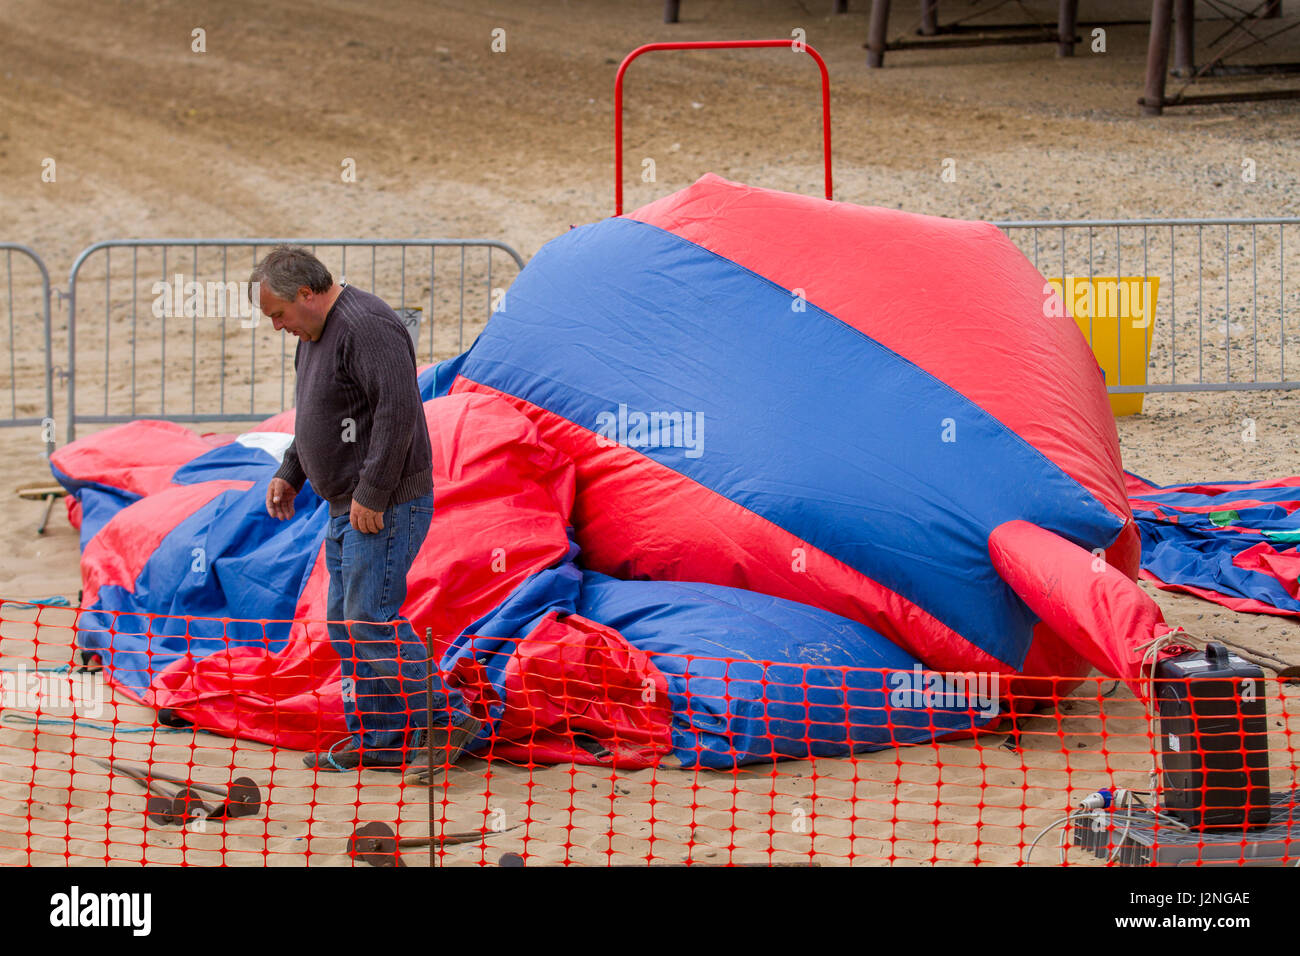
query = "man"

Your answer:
(253, 245), (479, 773)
